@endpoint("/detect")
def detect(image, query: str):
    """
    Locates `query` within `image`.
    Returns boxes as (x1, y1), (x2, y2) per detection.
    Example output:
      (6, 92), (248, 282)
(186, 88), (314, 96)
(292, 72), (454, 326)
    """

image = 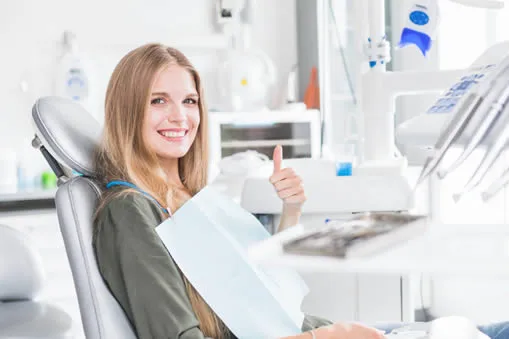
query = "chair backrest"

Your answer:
(31, 97), (137, 339)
